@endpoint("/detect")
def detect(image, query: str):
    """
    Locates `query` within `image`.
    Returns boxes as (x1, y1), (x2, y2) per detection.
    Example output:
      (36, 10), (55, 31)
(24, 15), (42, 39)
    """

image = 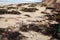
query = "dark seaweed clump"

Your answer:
(8, 10), (21, 15)
(0, 9), (21, 15)
(28, 4), (36, 7)
(7, 7), (17, 9)
(0, 28), (27, 40)
(0, 9), (7, 14)
(21, 8), (38, 12)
